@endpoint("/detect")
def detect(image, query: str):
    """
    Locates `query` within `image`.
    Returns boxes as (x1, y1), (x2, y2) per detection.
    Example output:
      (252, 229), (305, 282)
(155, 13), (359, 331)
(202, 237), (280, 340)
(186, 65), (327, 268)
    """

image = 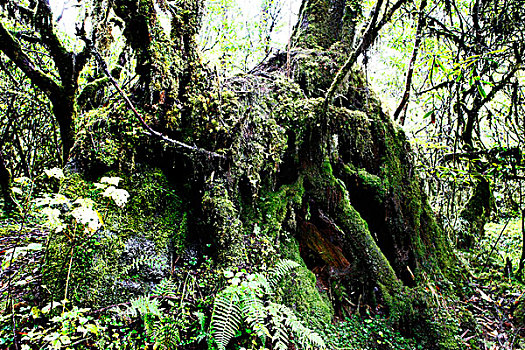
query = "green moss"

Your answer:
(277, 237), (333, 327)
(343, 165), (387, 201)
(292, 0), (361, 50)
(41, 165), (187, 306)
(202, 178), (246, 267)
(76, 77), (109, 110)
(74, 105), (129, 170)
(459, 178), (495, 248)
(113, 165), (186, 252)
(257, 178), (305, 239)
(306, 164), (401, 291)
